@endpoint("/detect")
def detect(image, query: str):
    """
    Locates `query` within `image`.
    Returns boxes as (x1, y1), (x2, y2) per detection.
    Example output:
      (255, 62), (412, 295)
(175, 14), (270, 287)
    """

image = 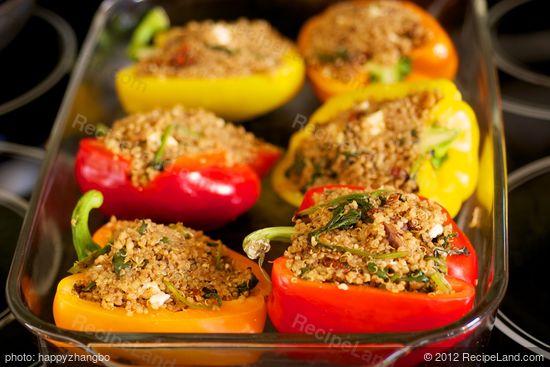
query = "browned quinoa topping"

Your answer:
(286, 187), (465, 293)
(136, 18), (292, 78)
(73, 218), (258, 314)
(102, 106), (279, 187)
(303, 0), (432, 82)
(285, 90), (441, 193)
